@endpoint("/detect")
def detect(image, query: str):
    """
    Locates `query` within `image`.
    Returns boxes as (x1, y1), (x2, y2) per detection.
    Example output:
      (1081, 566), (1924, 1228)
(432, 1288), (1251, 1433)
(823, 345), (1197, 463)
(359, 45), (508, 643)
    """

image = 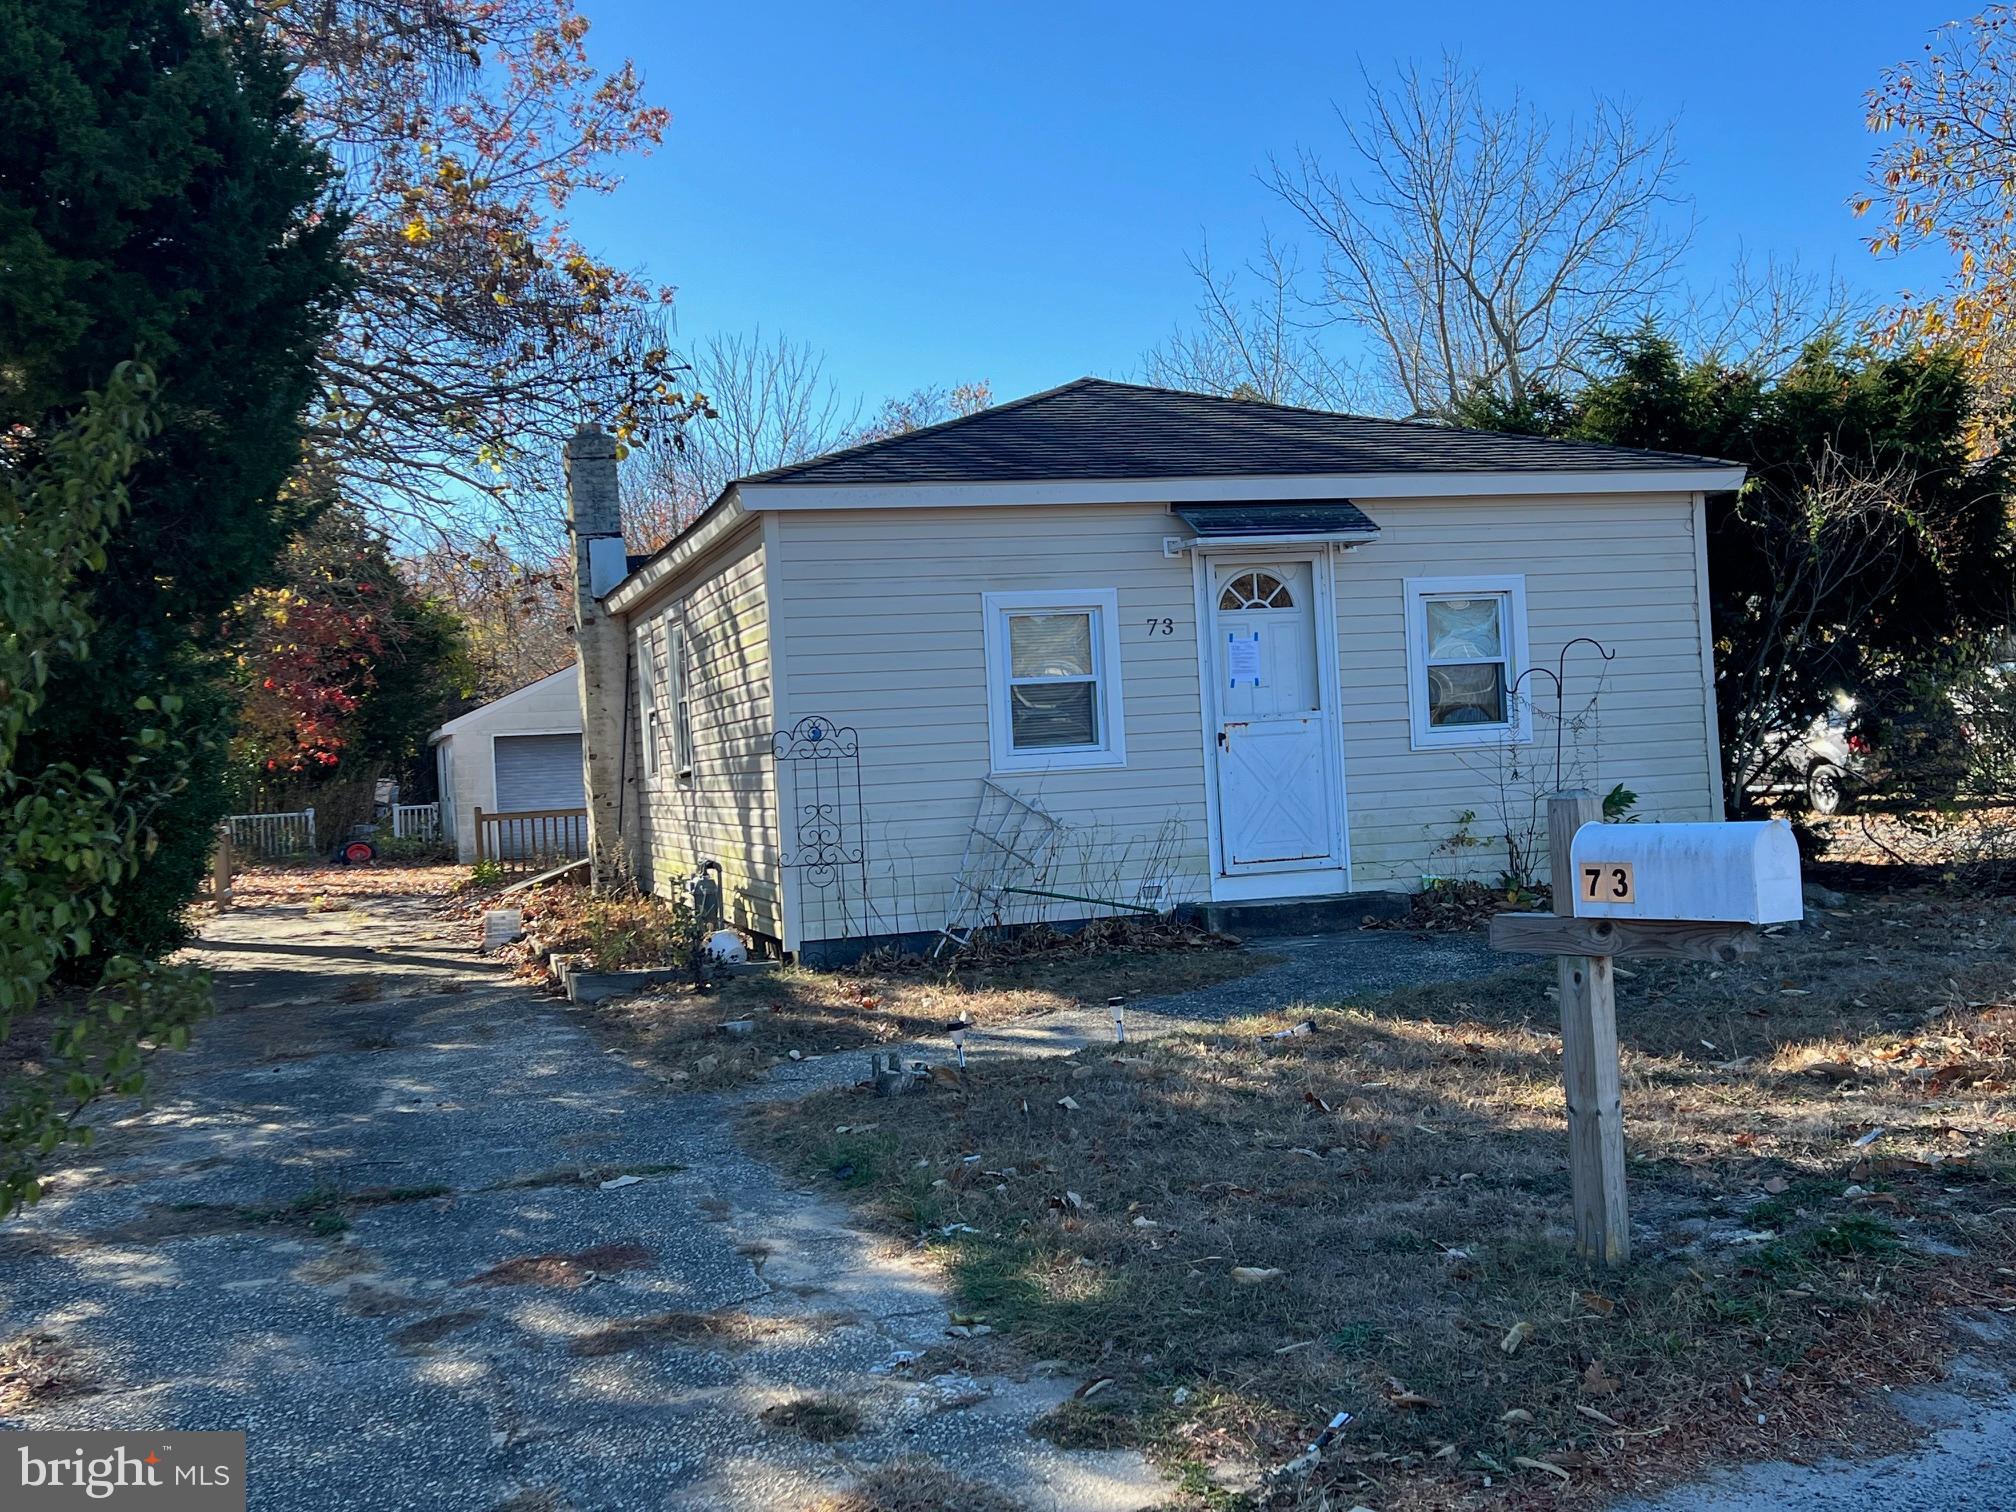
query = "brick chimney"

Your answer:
(567, 425), (631, 890)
